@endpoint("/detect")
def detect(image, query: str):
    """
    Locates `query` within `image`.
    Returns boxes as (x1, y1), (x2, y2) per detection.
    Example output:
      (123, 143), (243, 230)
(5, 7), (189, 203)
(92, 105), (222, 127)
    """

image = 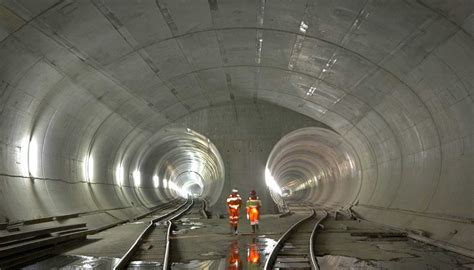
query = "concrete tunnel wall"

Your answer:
(0, 0), (472, 253)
